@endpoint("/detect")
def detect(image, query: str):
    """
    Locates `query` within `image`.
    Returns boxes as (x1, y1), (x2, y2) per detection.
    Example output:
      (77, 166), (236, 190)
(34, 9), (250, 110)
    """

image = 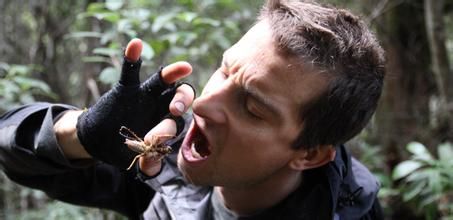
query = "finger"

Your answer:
(143, 118), (177, 144)
(125, 38), (143, 62)
(169, 84), (196, 116)
(160, 61), (192, 85)
(139, 119), (177, 176)
(119, 39), (143, 86)
(140, 61), (192, 96)
(139, 156), (162, 177)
